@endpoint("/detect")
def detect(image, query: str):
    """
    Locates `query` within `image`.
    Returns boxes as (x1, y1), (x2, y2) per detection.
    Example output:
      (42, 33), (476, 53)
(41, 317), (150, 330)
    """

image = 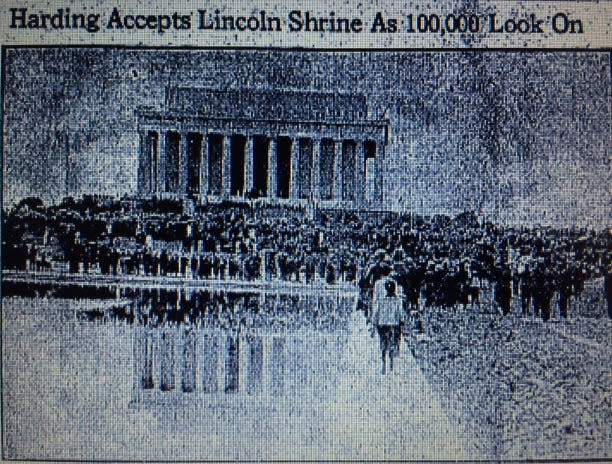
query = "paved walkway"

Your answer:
(207, 310), (479, 461)
(320, 310), (478, 460)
